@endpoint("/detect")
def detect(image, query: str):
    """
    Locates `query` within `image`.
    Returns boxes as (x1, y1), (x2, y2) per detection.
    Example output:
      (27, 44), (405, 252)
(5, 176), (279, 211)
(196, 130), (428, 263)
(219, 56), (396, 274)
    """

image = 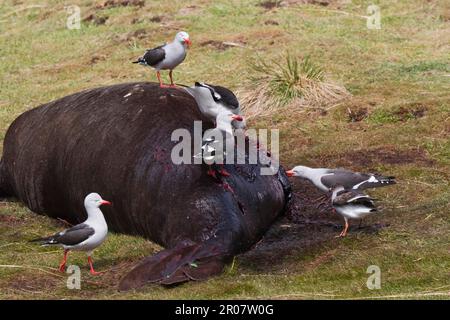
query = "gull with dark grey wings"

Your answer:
(286, 165), (396, 192)
(31, 193), (111, 275)
(133, 31), (191, 87)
